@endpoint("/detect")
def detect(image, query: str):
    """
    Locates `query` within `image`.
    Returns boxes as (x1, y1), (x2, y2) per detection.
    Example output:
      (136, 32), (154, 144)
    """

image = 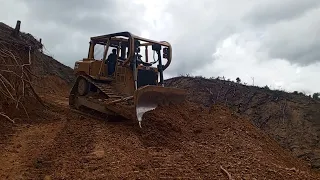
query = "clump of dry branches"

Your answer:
(0, 41), (43, 123)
